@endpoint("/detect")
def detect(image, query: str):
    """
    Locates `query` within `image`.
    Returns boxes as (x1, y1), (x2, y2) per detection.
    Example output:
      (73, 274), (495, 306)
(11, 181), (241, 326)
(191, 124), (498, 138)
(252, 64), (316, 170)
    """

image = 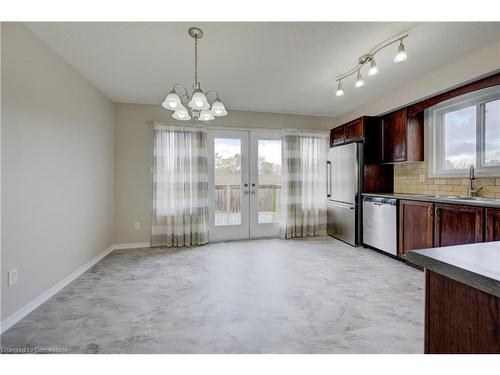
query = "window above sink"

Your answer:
(426, 86), (500, 177)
